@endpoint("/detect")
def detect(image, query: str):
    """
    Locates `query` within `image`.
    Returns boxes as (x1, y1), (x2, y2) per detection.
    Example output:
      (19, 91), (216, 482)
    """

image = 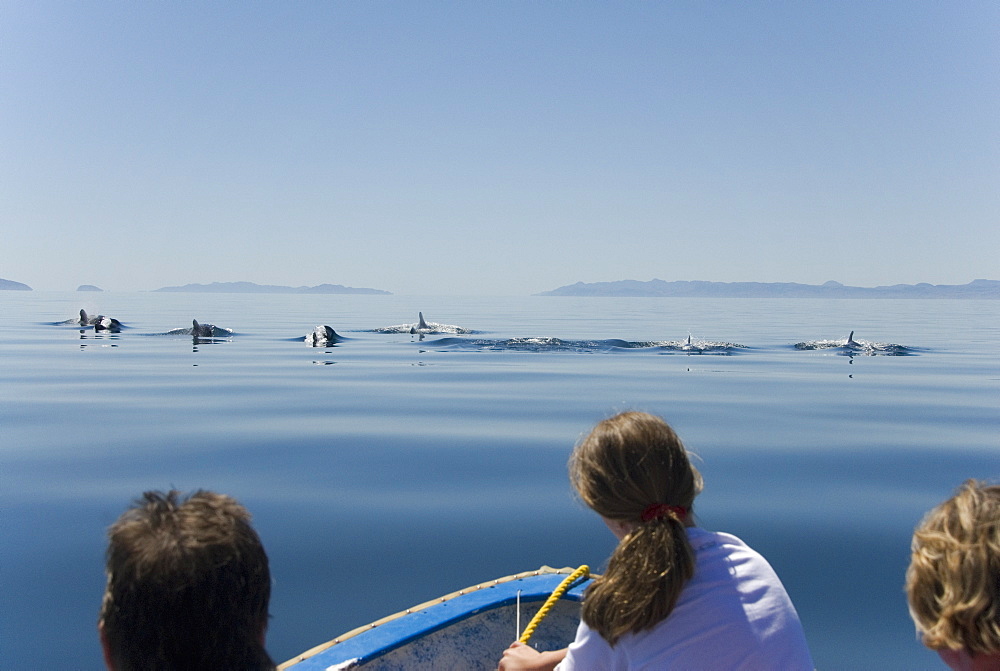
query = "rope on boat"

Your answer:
(518, 565), (590, 645)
